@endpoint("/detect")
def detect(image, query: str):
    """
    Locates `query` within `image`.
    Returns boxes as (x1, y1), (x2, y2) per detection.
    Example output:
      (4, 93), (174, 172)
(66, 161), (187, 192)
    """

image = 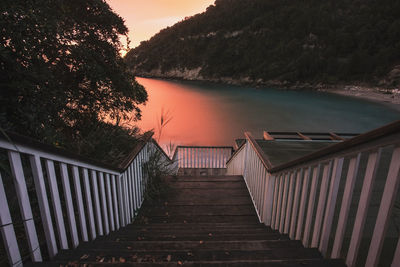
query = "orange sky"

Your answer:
(105, 0), (215, 50)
